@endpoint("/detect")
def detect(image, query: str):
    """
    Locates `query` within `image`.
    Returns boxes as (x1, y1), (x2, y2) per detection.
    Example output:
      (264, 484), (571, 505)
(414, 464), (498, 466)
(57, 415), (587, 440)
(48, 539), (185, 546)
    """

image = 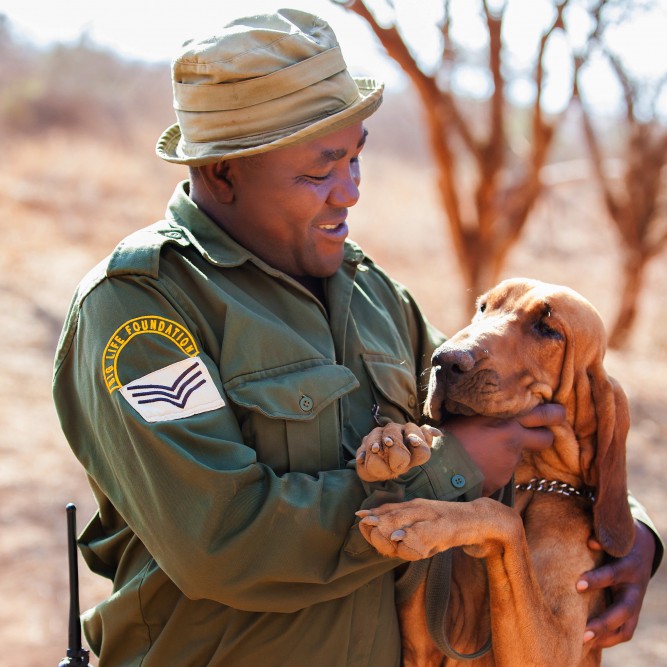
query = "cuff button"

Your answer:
(451, 474), (466, 488)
